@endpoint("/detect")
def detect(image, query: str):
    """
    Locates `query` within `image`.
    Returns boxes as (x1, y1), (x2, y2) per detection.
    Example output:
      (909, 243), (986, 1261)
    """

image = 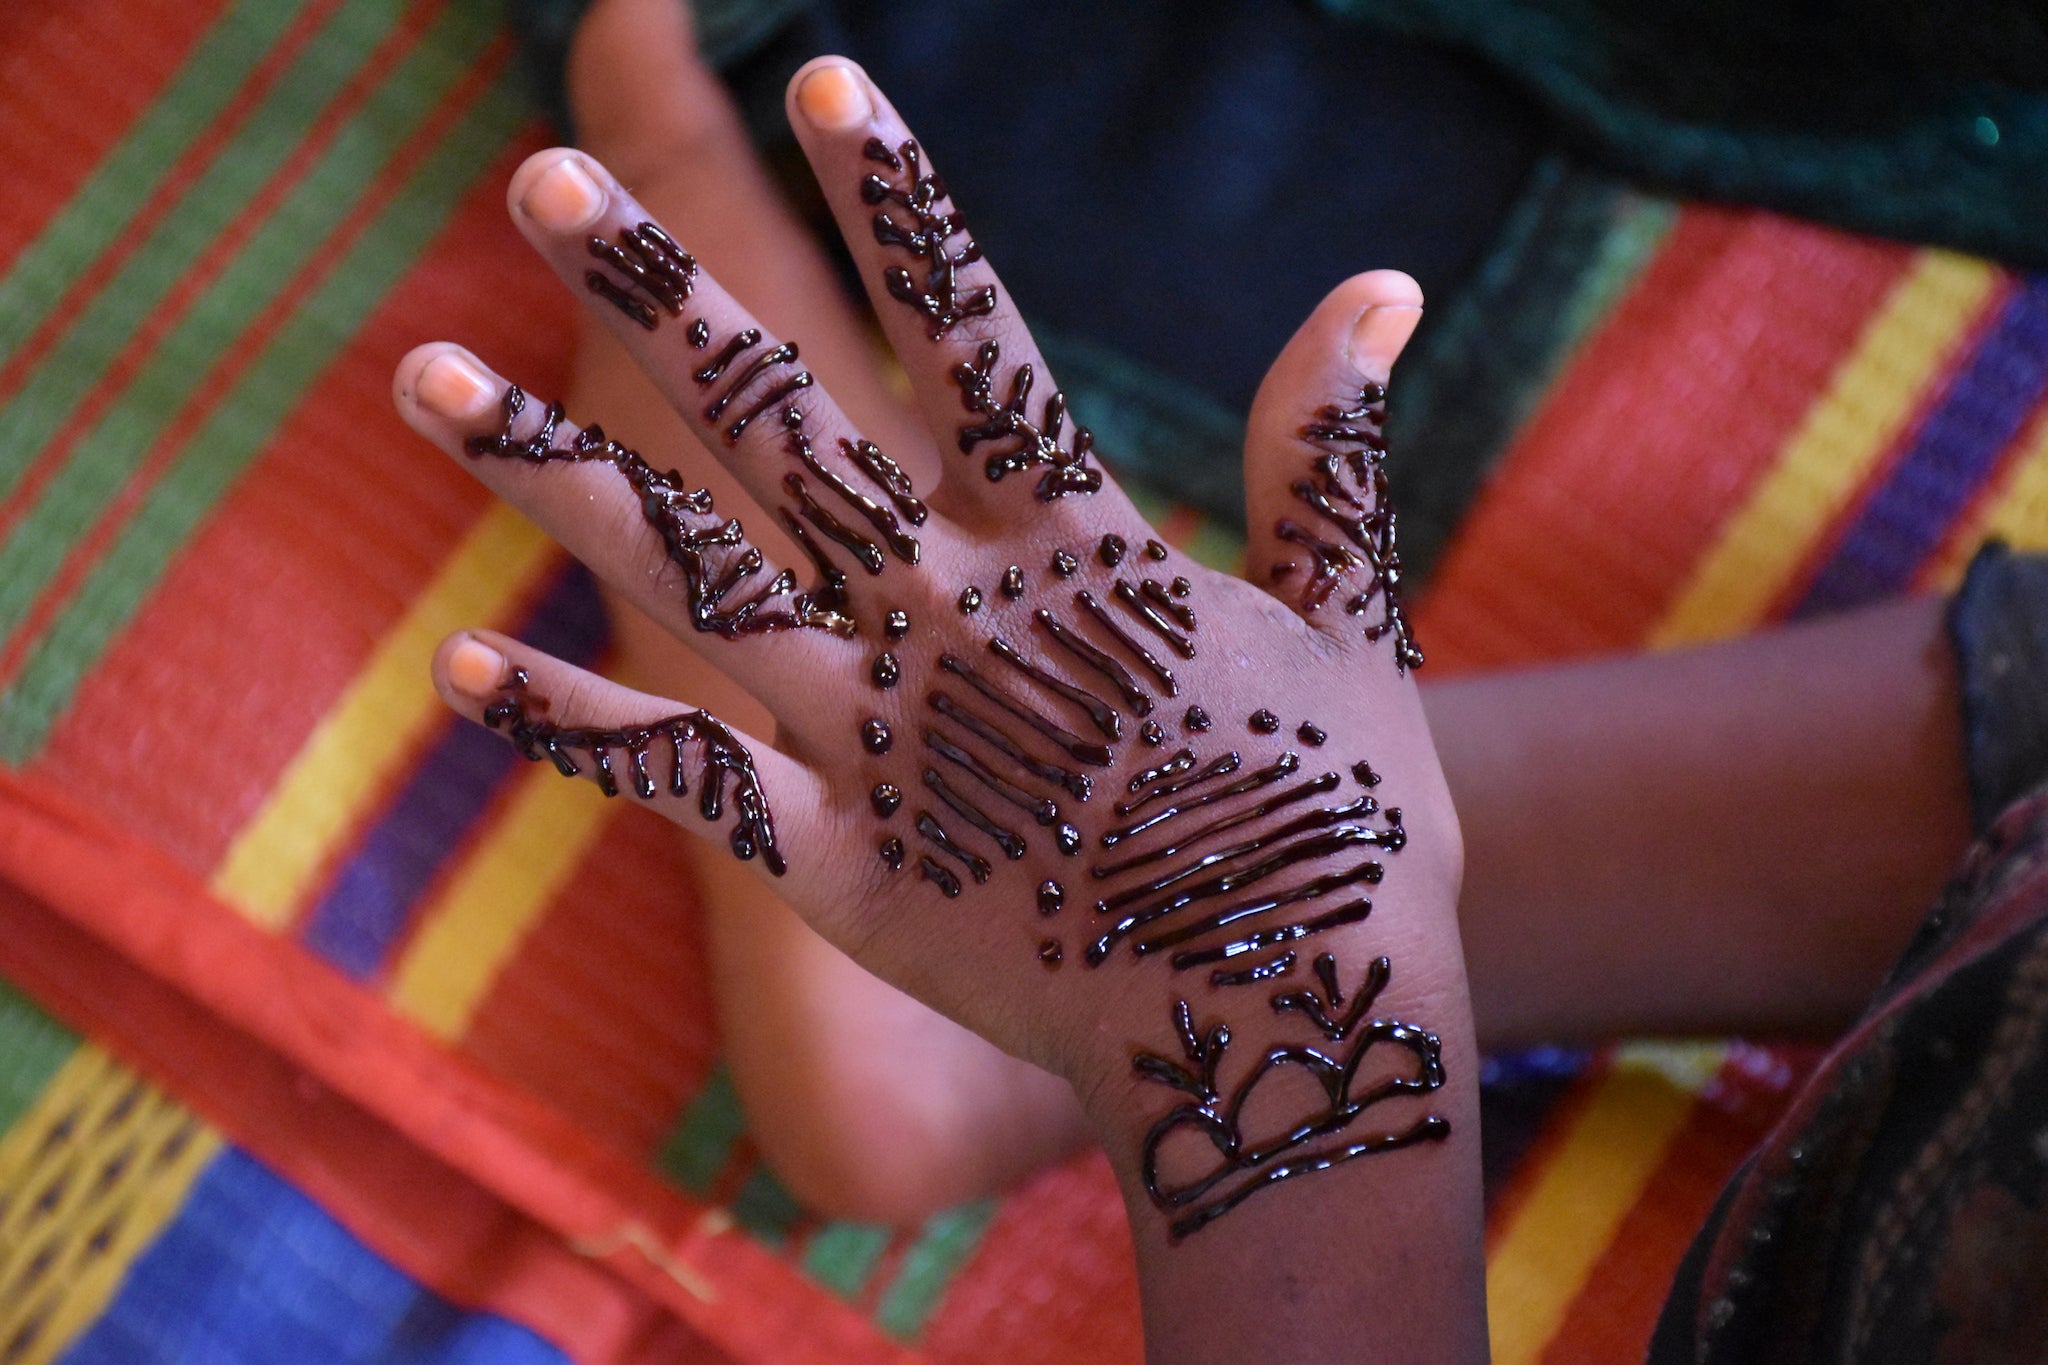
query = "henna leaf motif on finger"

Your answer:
(465, 386), (857, 638)
(1271, 382), (1423, 671)
(860, 137), (996, 339)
